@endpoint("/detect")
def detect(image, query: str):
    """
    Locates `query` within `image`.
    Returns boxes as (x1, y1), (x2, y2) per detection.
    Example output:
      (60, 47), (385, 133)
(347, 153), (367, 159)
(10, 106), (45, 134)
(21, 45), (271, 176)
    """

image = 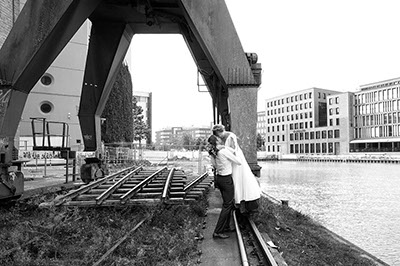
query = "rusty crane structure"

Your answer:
(0, 0), (261, 200)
